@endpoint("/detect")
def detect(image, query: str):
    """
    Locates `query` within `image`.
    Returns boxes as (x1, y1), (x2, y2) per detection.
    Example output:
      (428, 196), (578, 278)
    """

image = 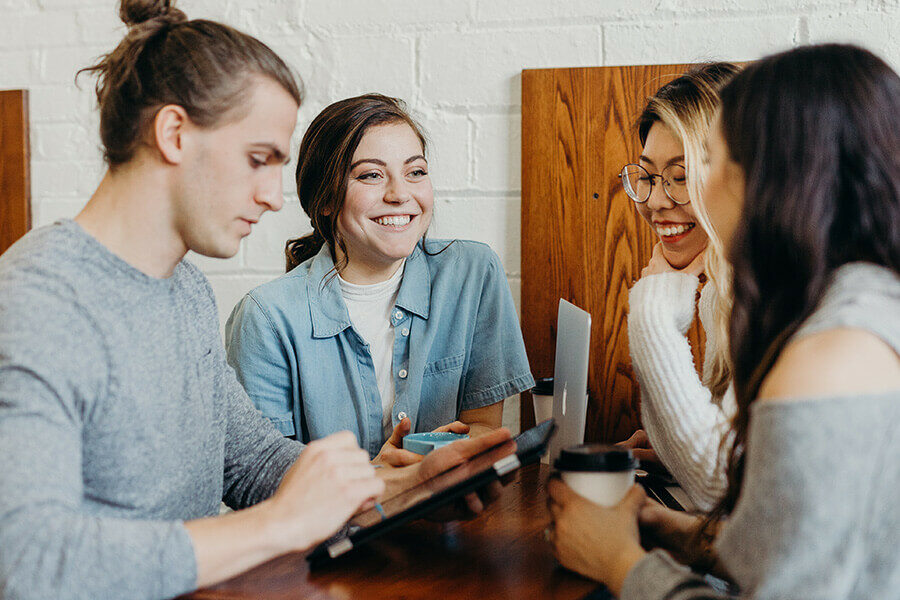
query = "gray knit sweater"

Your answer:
(0, 220), (303, 600)
(621, 262), (900, 599)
